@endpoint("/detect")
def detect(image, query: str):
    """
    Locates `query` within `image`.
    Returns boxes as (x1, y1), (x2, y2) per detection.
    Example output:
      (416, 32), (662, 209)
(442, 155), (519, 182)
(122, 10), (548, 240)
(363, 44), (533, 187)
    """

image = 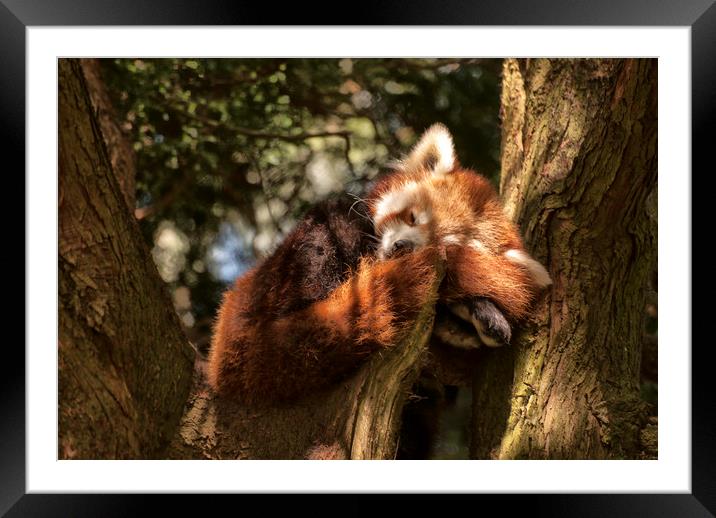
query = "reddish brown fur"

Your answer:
(441, 245), (536, 320)
(367, 165), (544, 322)
(208, 125), (547, 405)
(208, 247), (440, 405)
